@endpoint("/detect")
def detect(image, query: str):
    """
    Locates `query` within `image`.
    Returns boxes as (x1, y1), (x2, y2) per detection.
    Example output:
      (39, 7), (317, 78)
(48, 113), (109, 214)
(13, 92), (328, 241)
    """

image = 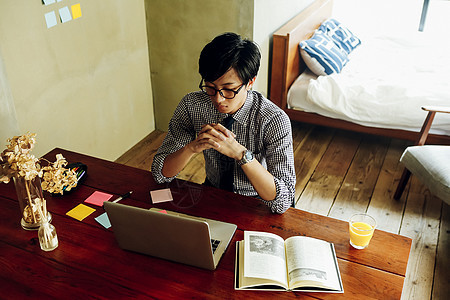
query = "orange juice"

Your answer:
(349, 221), (374, 249)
